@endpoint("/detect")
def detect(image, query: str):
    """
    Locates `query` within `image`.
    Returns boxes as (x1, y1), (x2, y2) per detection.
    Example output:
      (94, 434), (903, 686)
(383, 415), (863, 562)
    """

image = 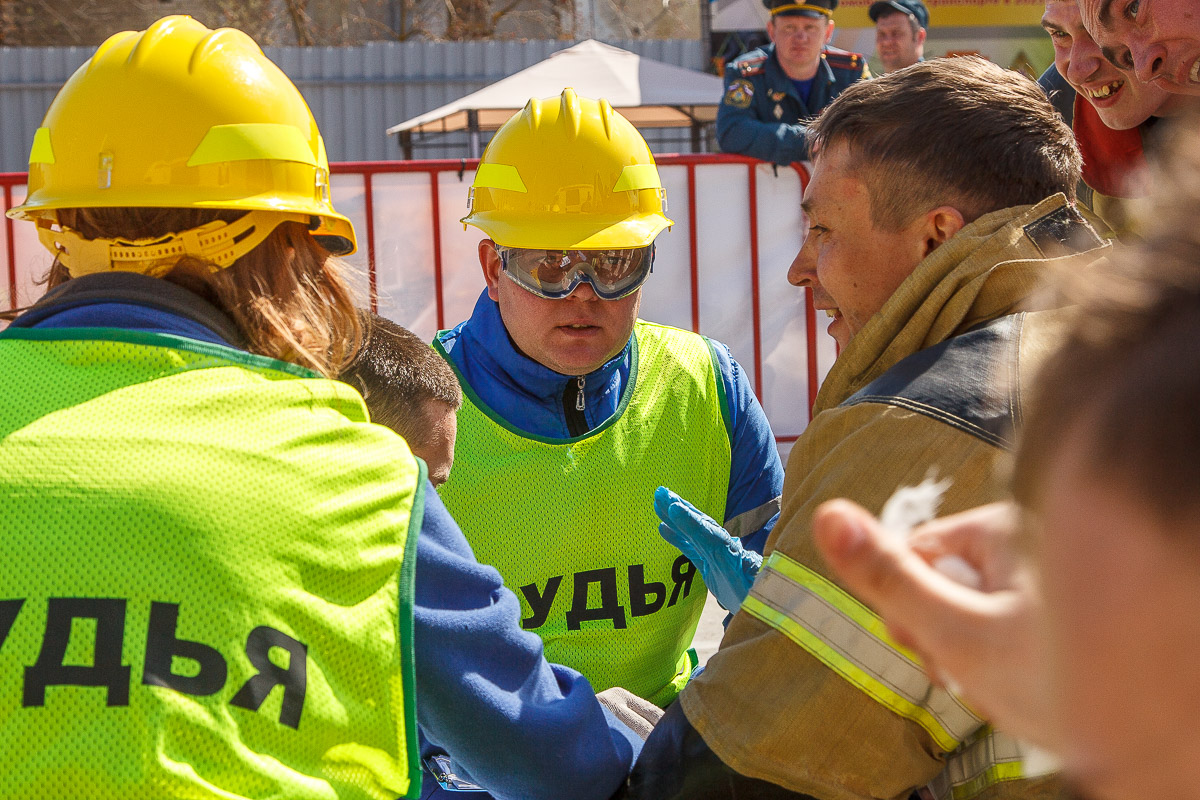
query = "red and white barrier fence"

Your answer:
(2, 154), (835, 452)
